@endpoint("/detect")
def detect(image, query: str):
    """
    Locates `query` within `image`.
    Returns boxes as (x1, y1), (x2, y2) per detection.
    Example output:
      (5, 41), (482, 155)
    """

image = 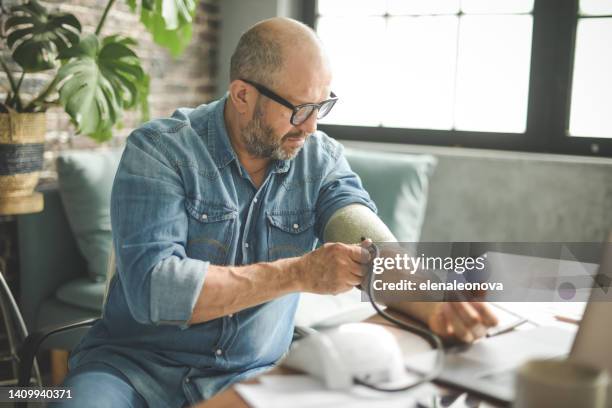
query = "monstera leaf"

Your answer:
(57, 34), (149, 141)
(127, 0), (197, 57)
(4, 0), (81, 72)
